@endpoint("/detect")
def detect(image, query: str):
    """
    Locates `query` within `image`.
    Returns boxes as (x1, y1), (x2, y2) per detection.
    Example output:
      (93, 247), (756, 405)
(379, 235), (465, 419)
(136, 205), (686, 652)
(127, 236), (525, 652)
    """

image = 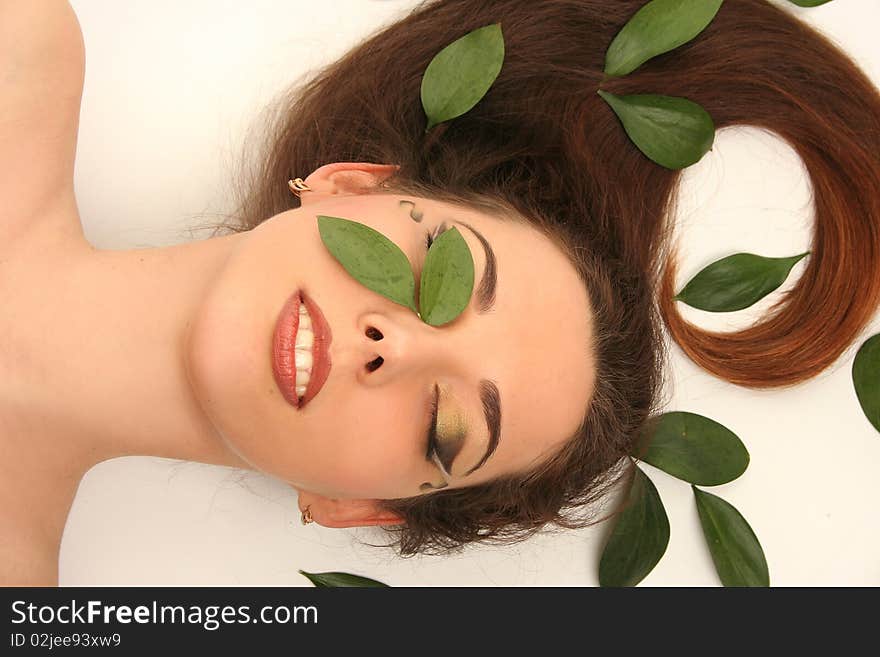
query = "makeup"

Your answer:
(432, 382), (468, 476)
(271, 289), (333, 410)
(399, 199), (424, 222)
